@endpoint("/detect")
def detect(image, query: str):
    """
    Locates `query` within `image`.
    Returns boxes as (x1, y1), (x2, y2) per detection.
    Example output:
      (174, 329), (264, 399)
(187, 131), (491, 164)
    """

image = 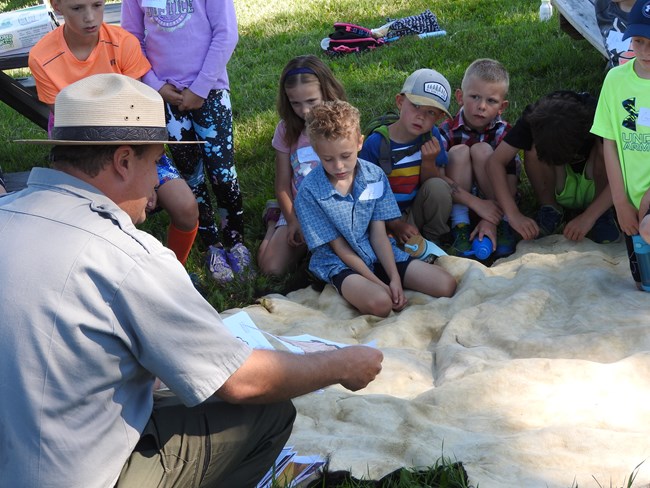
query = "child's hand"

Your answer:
(420, 138), (441, 163)
(470, 219), (497, 250)
(145, 189), (158, 213)
(286, 221), (305, 247)
(509, 212), (539, 240)
(179, 89), (205, 112)
(615, 200), (639, 236)
(388, 220), (419, 243)
(563, 213), (594, 241)
(388, 278), (407, 311)
(473, 199), (503, 226)
(159, 84), (183, 106)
